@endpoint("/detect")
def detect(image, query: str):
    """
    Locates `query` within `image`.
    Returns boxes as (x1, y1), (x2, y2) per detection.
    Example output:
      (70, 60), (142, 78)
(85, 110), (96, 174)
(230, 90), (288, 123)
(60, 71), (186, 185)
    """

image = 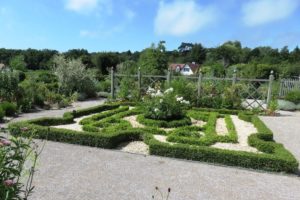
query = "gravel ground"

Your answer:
(52, 113), (98, 132)
(117, 141), (149, 155)
(29, 140), (300, 200)
(0, 98), (106, 128)
(215, 118), (228, 135)
(3, 103), (300, 199)
(260, 111), (300, 171)
(212, 115), (260, 153)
